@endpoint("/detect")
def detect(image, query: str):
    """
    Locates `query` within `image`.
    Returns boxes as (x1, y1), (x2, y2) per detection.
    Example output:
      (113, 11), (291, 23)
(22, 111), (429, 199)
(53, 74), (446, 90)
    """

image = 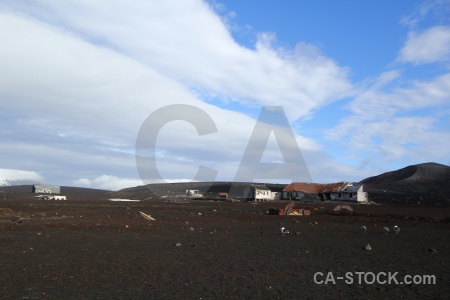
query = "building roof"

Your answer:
(283, 182), (322, 194)
(250, 184), (271, 190)
(283, 182), (350, 194)
(319, 183), (348, 193)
